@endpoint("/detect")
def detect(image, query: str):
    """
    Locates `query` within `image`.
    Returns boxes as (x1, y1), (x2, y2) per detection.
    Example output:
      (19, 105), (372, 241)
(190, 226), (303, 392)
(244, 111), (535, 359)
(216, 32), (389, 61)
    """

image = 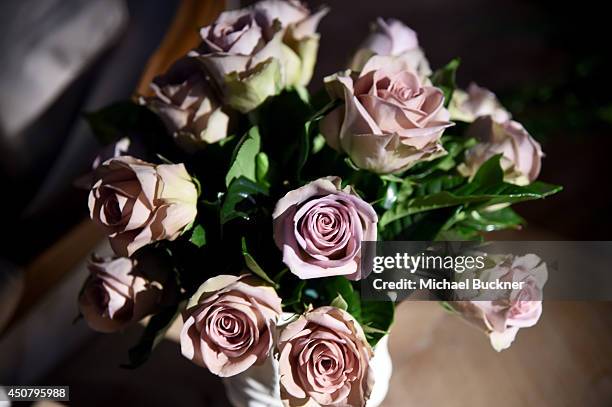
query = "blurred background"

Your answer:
(0, 0), (611, 406)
